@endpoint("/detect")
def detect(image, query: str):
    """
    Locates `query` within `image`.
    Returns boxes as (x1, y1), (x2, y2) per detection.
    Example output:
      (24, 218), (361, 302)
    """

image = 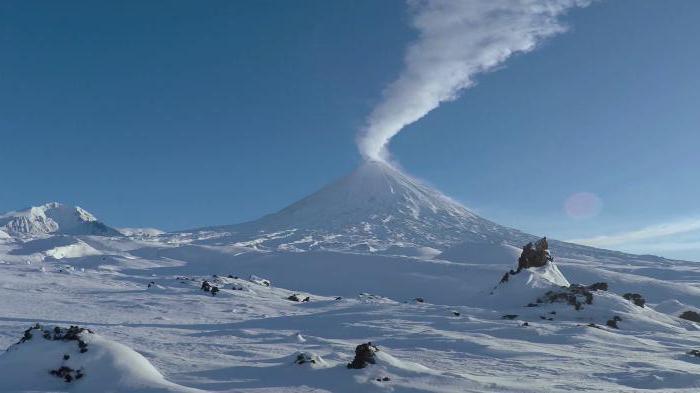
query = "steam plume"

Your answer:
(358, 0), (592, 162)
